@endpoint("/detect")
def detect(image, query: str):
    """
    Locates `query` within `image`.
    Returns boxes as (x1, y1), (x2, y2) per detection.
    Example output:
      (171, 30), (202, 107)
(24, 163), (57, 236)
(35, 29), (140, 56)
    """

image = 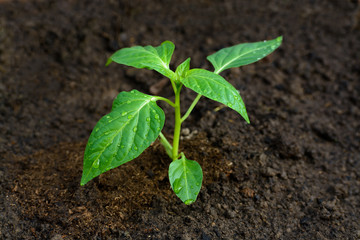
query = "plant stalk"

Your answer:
(154, 96), (176, 107)
(159, 132), (173, 159)
(181, 94), (202, 123)
(172, 84), (182, 161)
